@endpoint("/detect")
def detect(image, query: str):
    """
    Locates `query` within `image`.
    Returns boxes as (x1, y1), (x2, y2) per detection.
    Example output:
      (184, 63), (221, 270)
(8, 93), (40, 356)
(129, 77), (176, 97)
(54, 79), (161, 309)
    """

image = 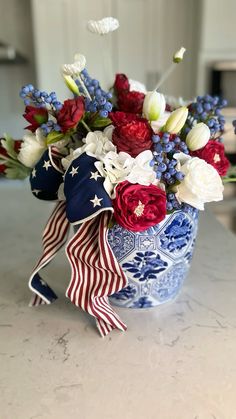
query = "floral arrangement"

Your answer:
(1, 17), (235, 336)
(1, 52), (234, 228)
